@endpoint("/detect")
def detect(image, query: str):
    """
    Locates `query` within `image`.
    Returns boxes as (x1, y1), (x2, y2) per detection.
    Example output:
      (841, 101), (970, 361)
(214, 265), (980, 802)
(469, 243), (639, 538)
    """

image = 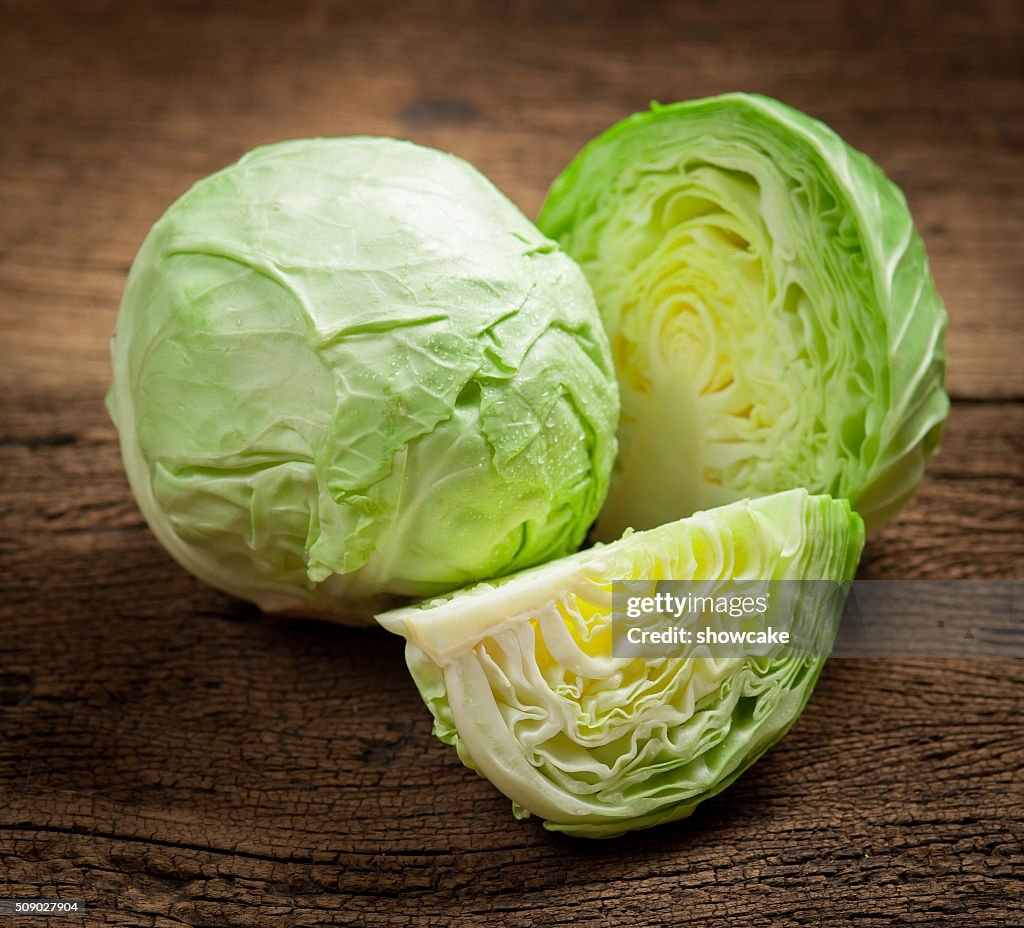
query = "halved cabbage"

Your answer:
(538, 93), (948, 538)
(377, 489), (864, 837)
